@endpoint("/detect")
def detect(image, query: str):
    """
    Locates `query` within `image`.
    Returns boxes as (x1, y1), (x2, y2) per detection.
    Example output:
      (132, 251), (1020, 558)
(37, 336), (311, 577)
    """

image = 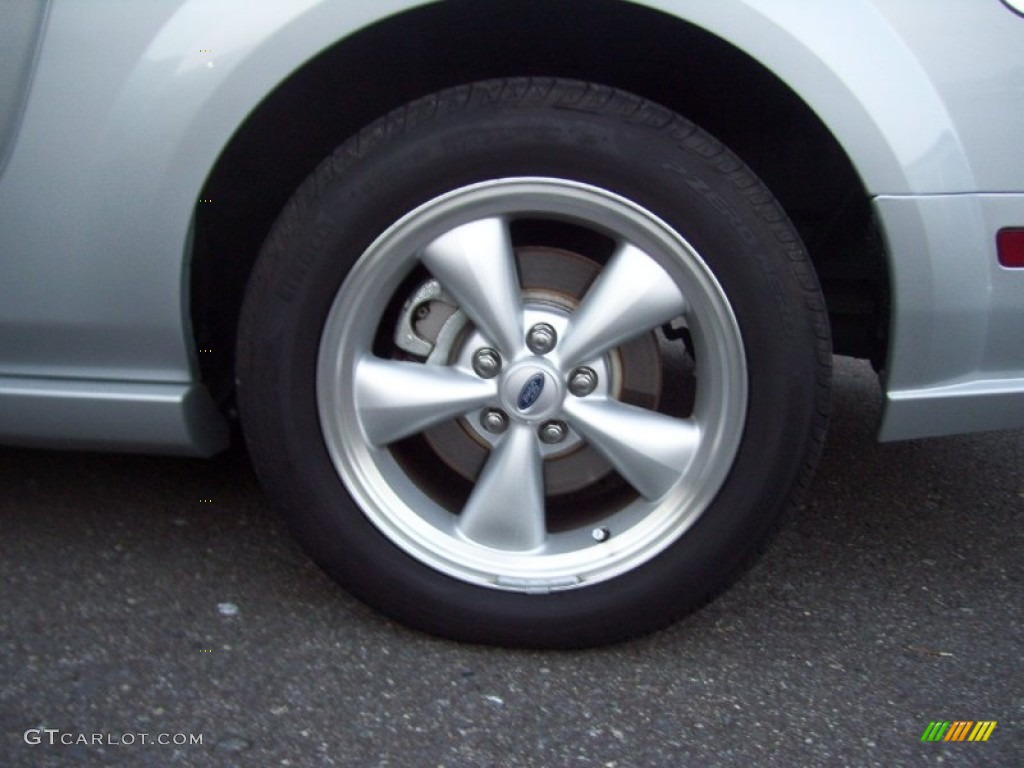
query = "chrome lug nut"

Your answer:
(592, 527), (611, 543)
(568, 366), (598, 397)
(472, 347), (502, 379)
(526, 323), (557, 355)
(538, 420), (568, 444)
(480, 408), (509, 434)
